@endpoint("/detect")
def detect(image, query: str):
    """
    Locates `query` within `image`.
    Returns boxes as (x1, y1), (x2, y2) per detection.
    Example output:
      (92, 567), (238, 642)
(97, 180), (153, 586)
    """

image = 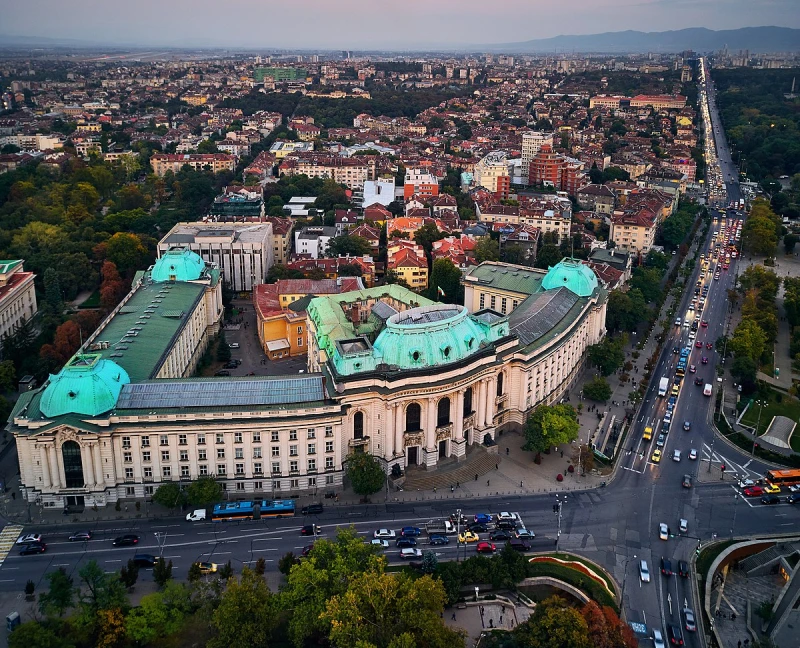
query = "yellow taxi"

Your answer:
(764, 484), (781, 494)
(458, 531), (479, 544)
(651, 449), (662, 464)
(193, 561), (218, 575)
